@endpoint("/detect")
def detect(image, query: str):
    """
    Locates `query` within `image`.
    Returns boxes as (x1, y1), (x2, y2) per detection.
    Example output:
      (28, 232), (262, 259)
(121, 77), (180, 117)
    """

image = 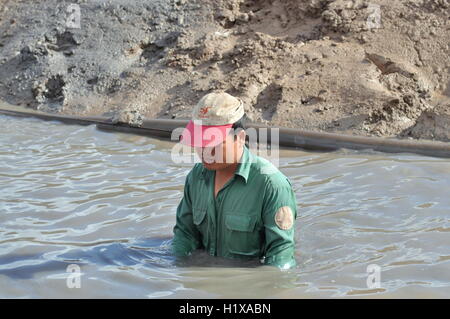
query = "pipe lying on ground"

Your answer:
(1, 103), (450, 158)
